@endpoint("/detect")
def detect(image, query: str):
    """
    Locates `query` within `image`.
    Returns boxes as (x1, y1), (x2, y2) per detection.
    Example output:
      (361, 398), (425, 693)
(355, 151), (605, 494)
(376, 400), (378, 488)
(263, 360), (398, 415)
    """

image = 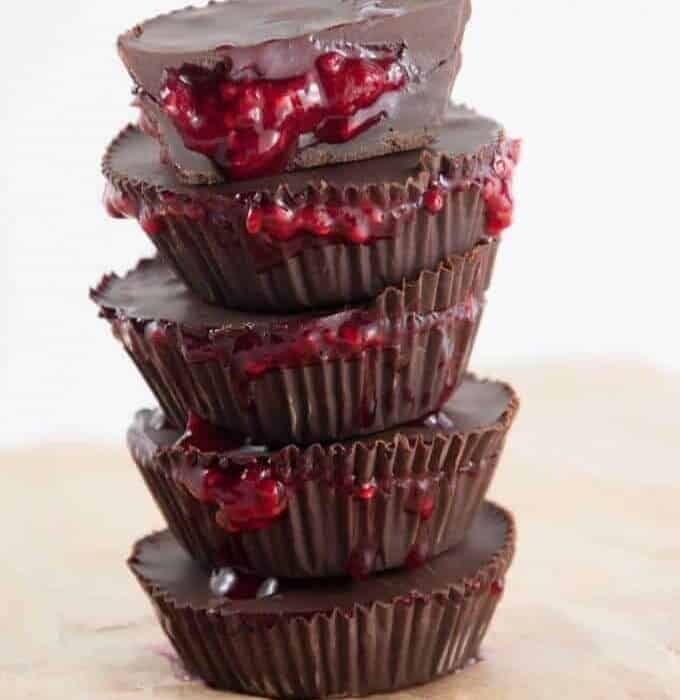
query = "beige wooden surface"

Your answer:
(2, 361), (679, 699)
